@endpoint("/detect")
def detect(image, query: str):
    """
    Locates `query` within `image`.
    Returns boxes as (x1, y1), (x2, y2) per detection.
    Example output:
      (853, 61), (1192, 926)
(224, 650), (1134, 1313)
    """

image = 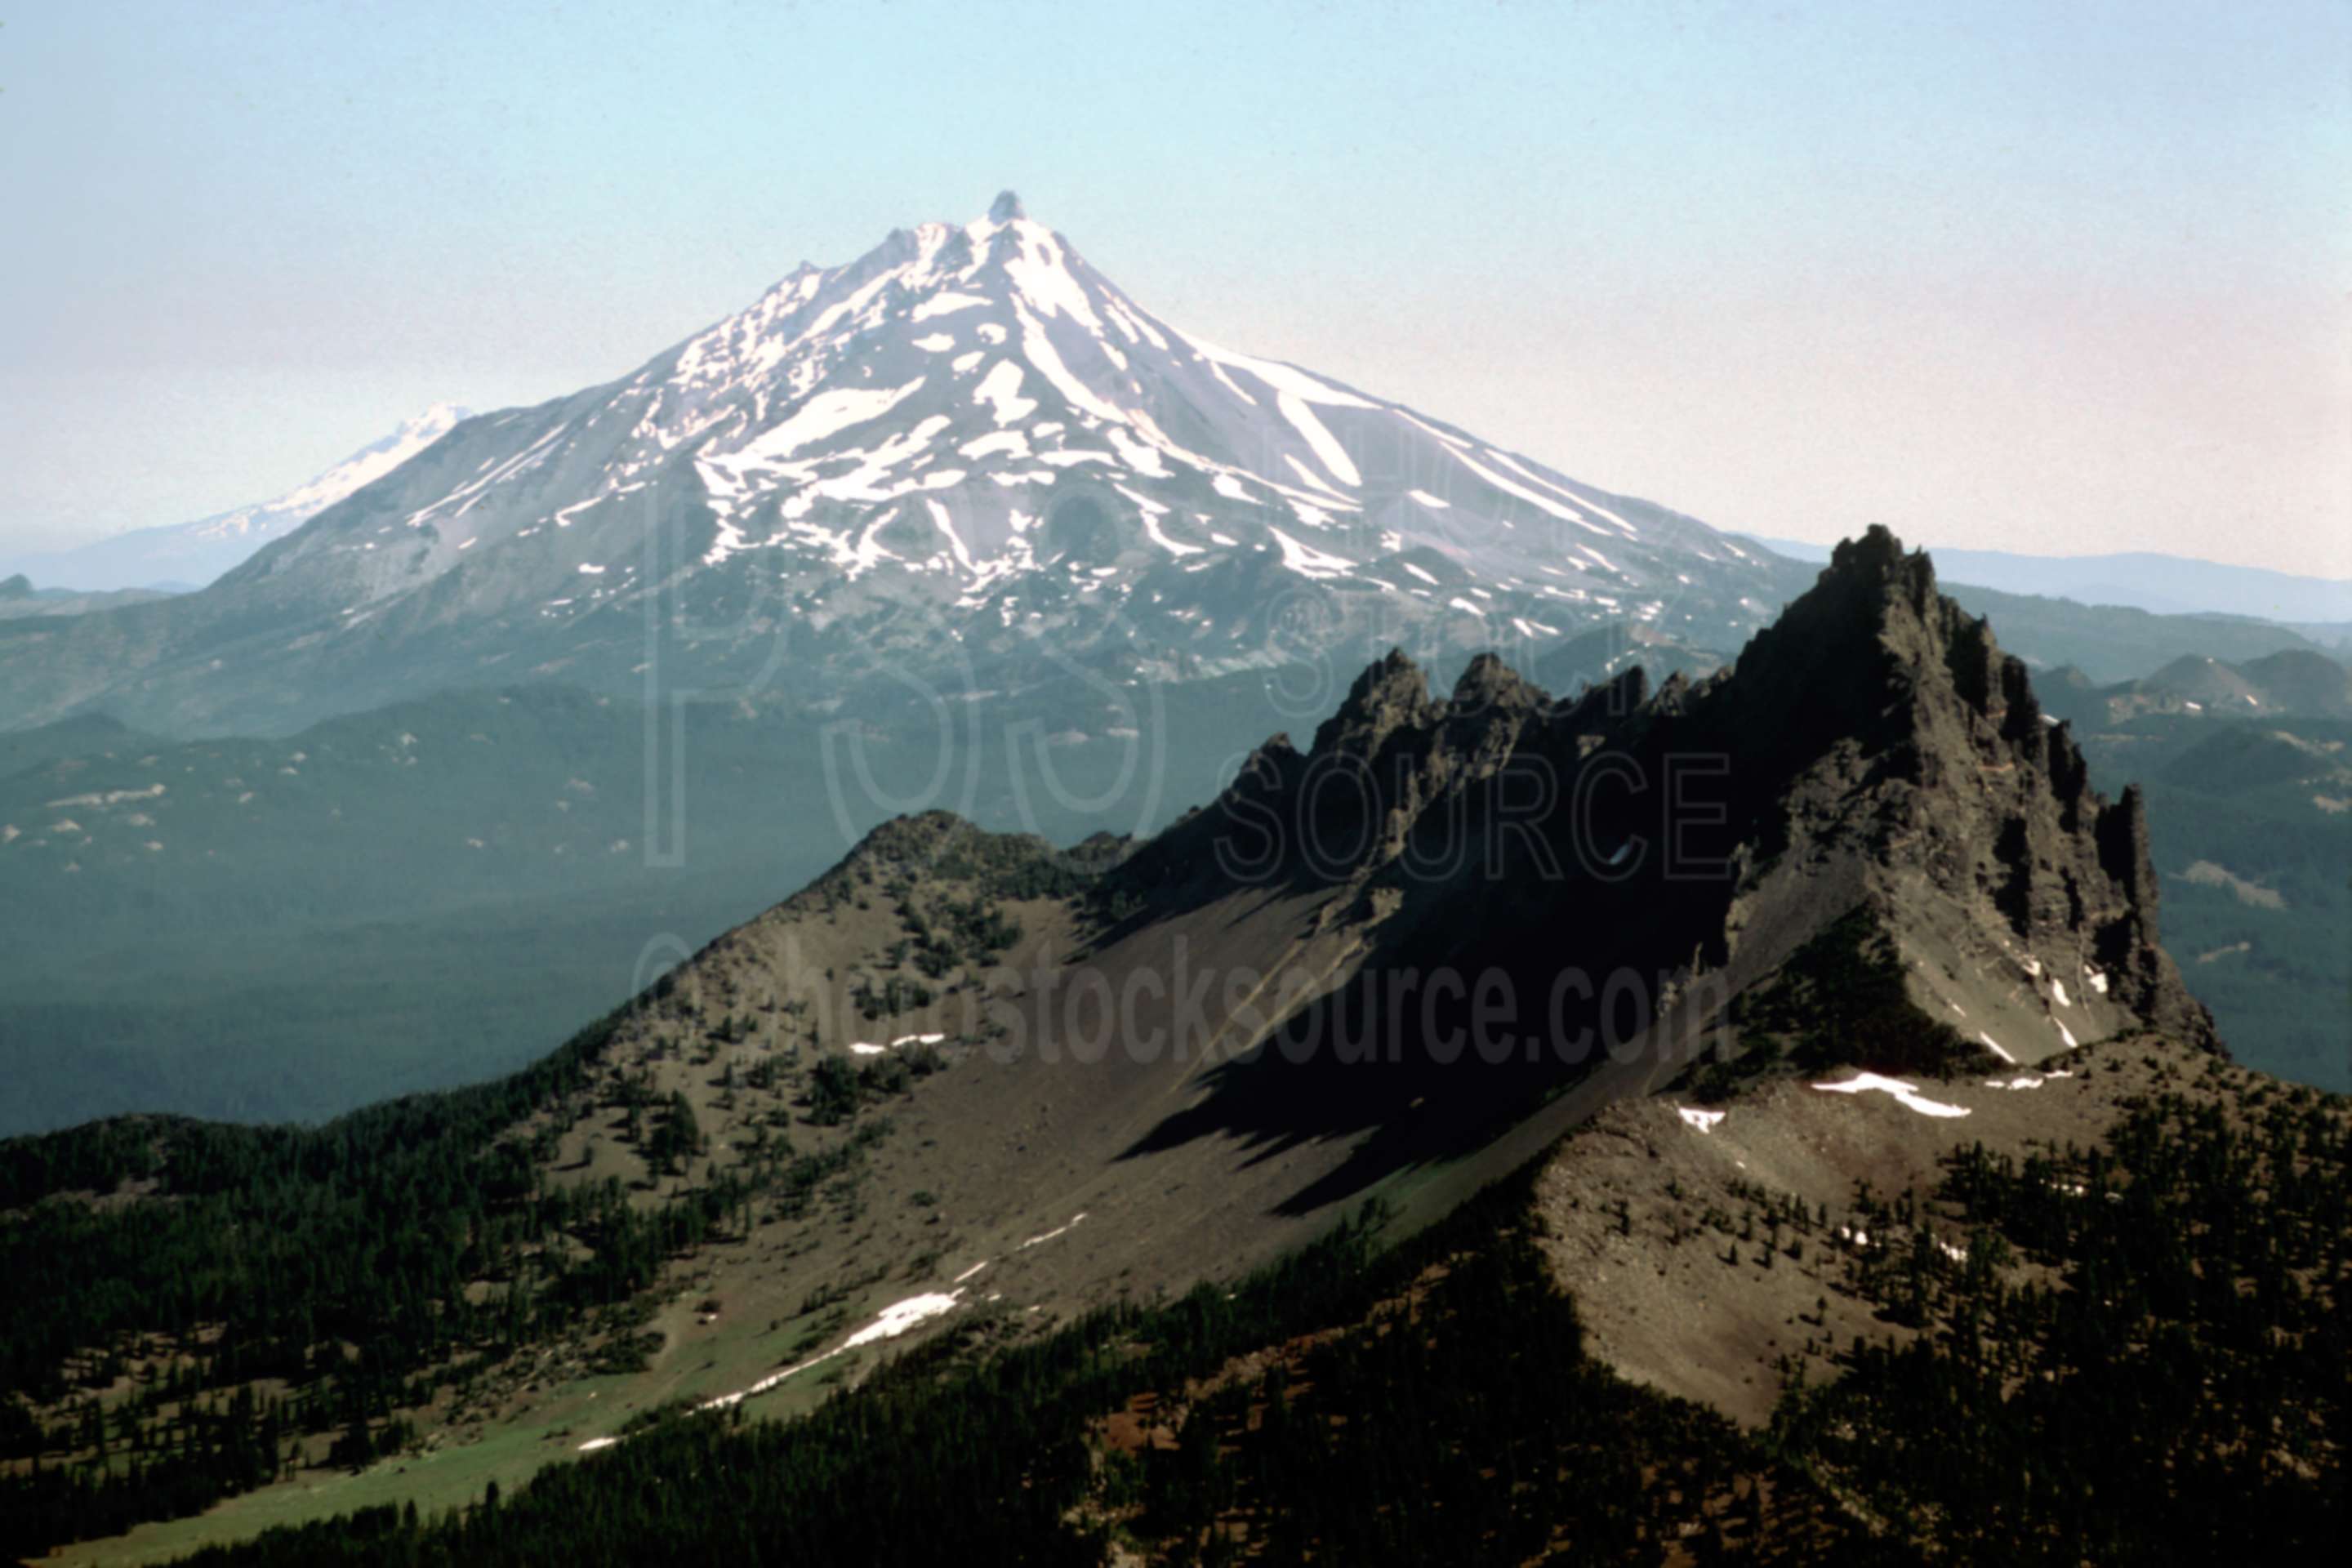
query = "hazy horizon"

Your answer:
(2, 1), (2345, 577)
